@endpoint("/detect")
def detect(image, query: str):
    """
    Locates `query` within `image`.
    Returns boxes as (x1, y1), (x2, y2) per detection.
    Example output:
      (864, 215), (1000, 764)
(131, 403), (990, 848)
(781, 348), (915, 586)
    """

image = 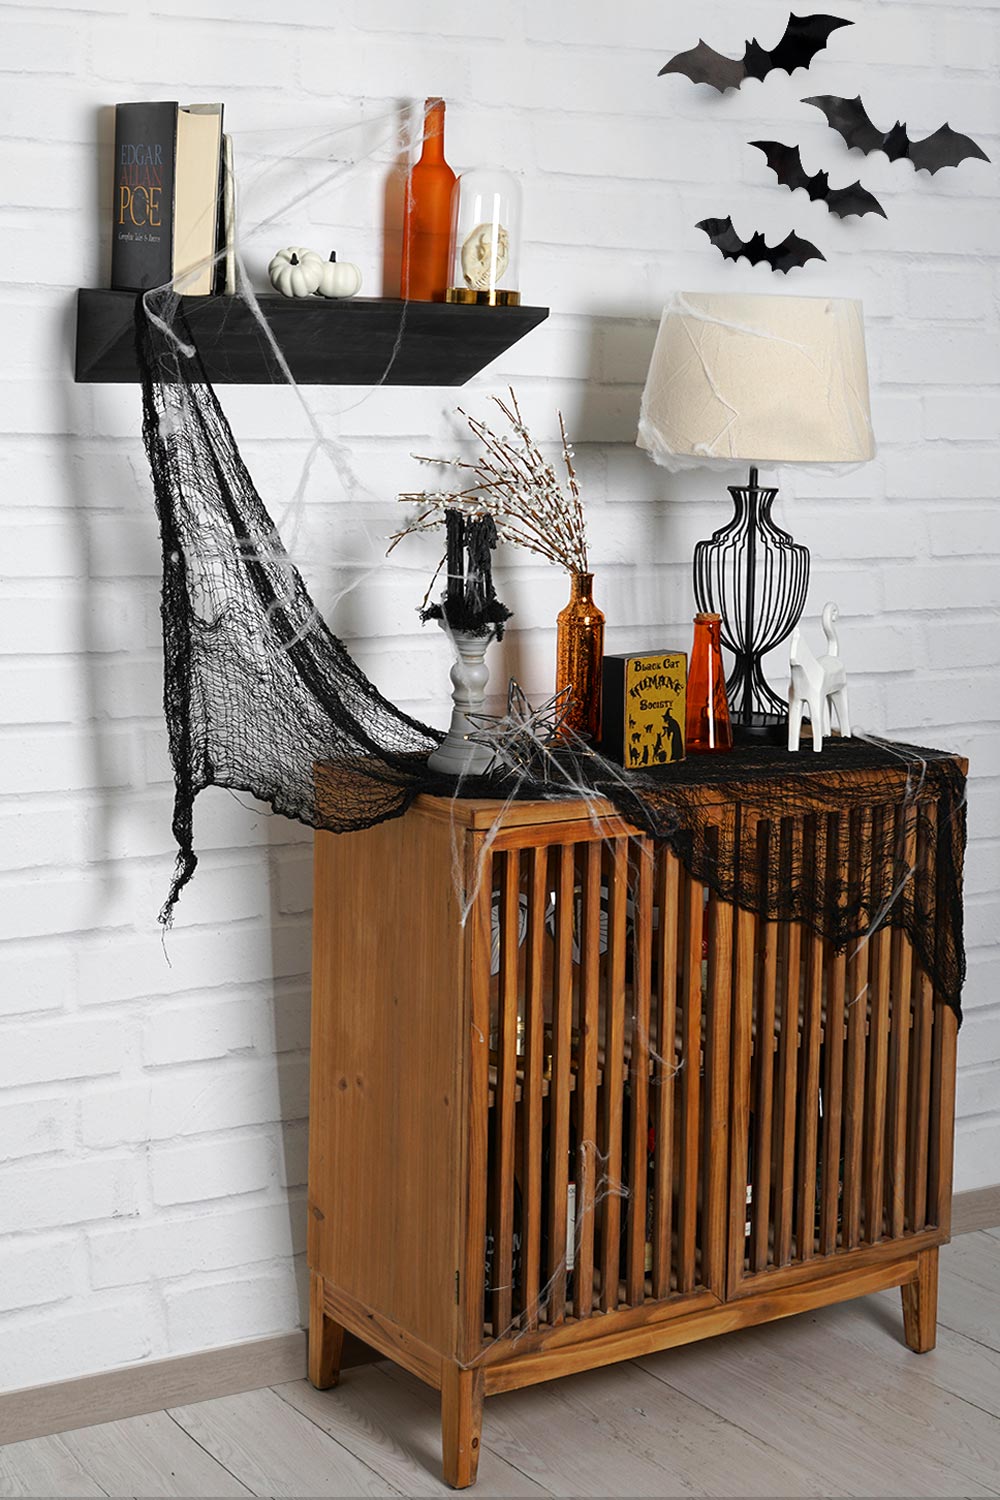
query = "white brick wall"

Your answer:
(0, 0), (997, 1394)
